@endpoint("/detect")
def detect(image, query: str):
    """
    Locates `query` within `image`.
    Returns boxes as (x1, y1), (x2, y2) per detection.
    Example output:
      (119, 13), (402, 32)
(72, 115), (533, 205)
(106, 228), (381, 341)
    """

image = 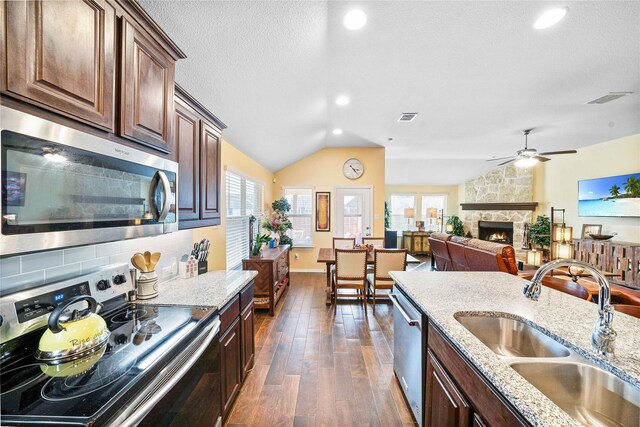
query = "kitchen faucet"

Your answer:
(523, 259), (617, 358)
